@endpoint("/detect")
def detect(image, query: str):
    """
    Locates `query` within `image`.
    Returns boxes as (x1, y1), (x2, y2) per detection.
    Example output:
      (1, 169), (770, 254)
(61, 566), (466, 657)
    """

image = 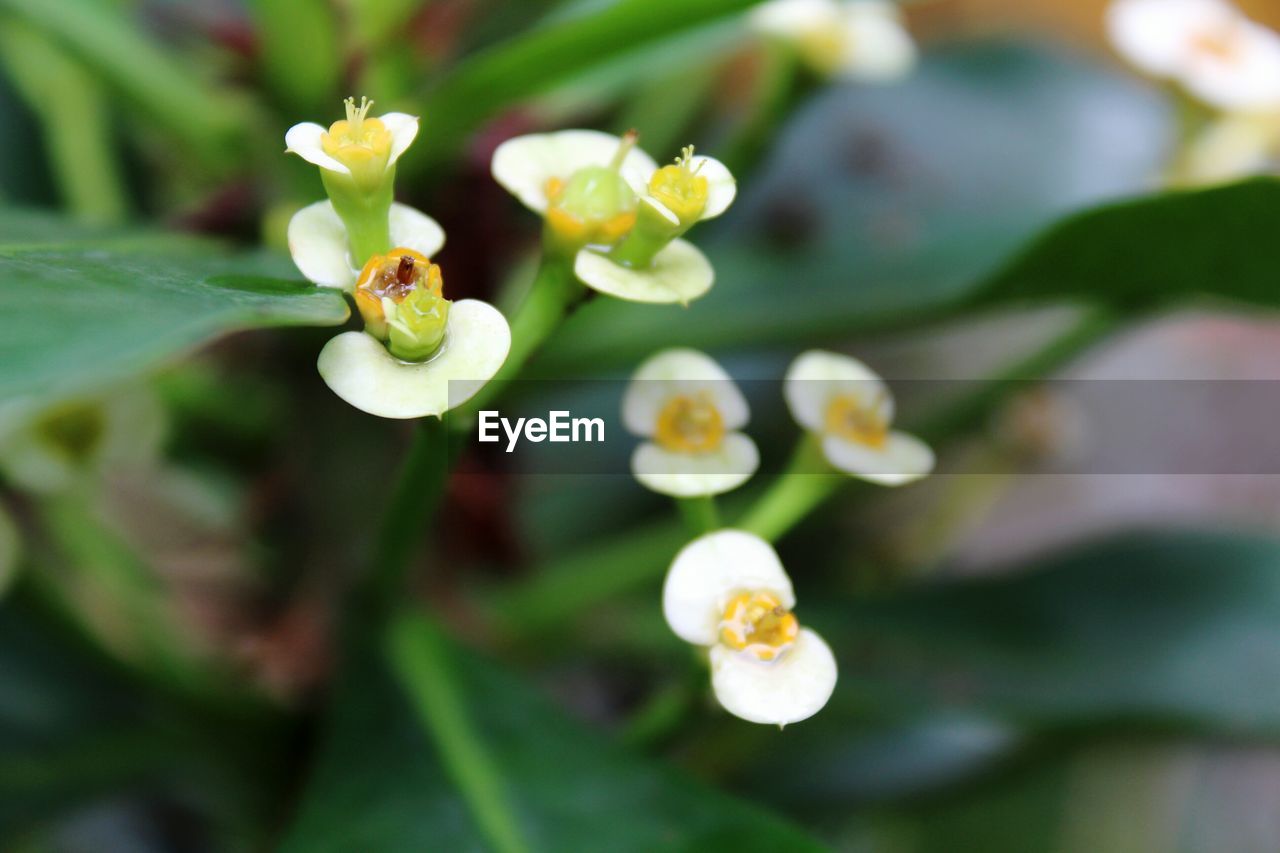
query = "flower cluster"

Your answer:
(492, 130), (736, 304)
(1107, 0), (1280, 182)
(624, 348), (933, 500)
(287, 98), (511, 419)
